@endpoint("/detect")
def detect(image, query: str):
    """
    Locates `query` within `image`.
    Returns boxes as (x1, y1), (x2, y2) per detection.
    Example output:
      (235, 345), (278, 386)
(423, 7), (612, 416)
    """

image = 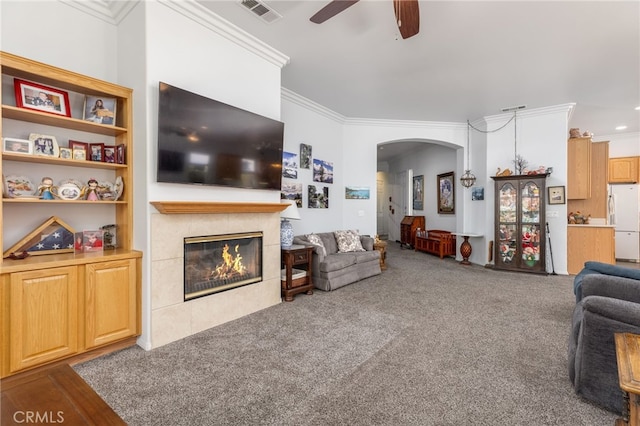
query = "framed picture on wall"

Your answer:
(413, 175), (424, 210)
(437, 171), (455, 214)
(548, 186), (566, 205)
